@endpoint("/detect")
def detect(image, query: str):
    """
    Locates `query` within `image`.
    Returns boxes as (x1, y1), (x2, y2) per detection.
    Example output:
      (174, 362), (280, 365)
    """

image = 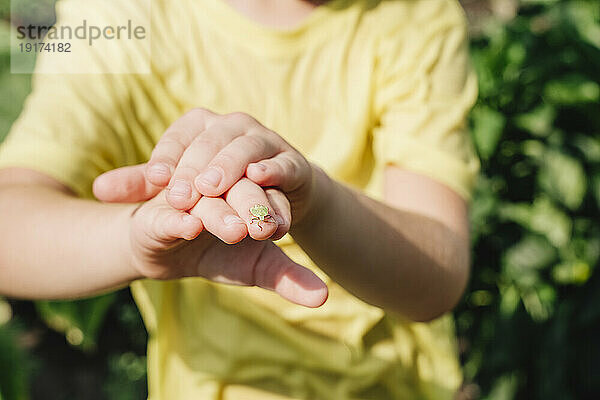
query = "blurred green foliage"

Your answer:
(0, 0), (599, 399)
(0, 302), (33, 400)
(35, 294), (117, 351)
(0, 20), (29, 141)
(457, 0), (600, 399)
